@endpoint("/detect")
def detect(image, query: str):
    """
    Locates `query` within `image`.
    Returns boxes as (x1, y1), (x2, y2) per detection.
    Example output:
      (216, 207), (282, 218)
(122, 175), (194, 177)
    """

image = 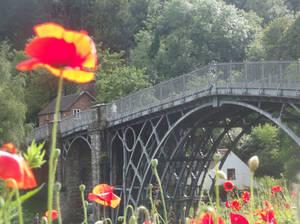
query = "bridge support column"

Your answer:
(88, 104), (109, 221)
